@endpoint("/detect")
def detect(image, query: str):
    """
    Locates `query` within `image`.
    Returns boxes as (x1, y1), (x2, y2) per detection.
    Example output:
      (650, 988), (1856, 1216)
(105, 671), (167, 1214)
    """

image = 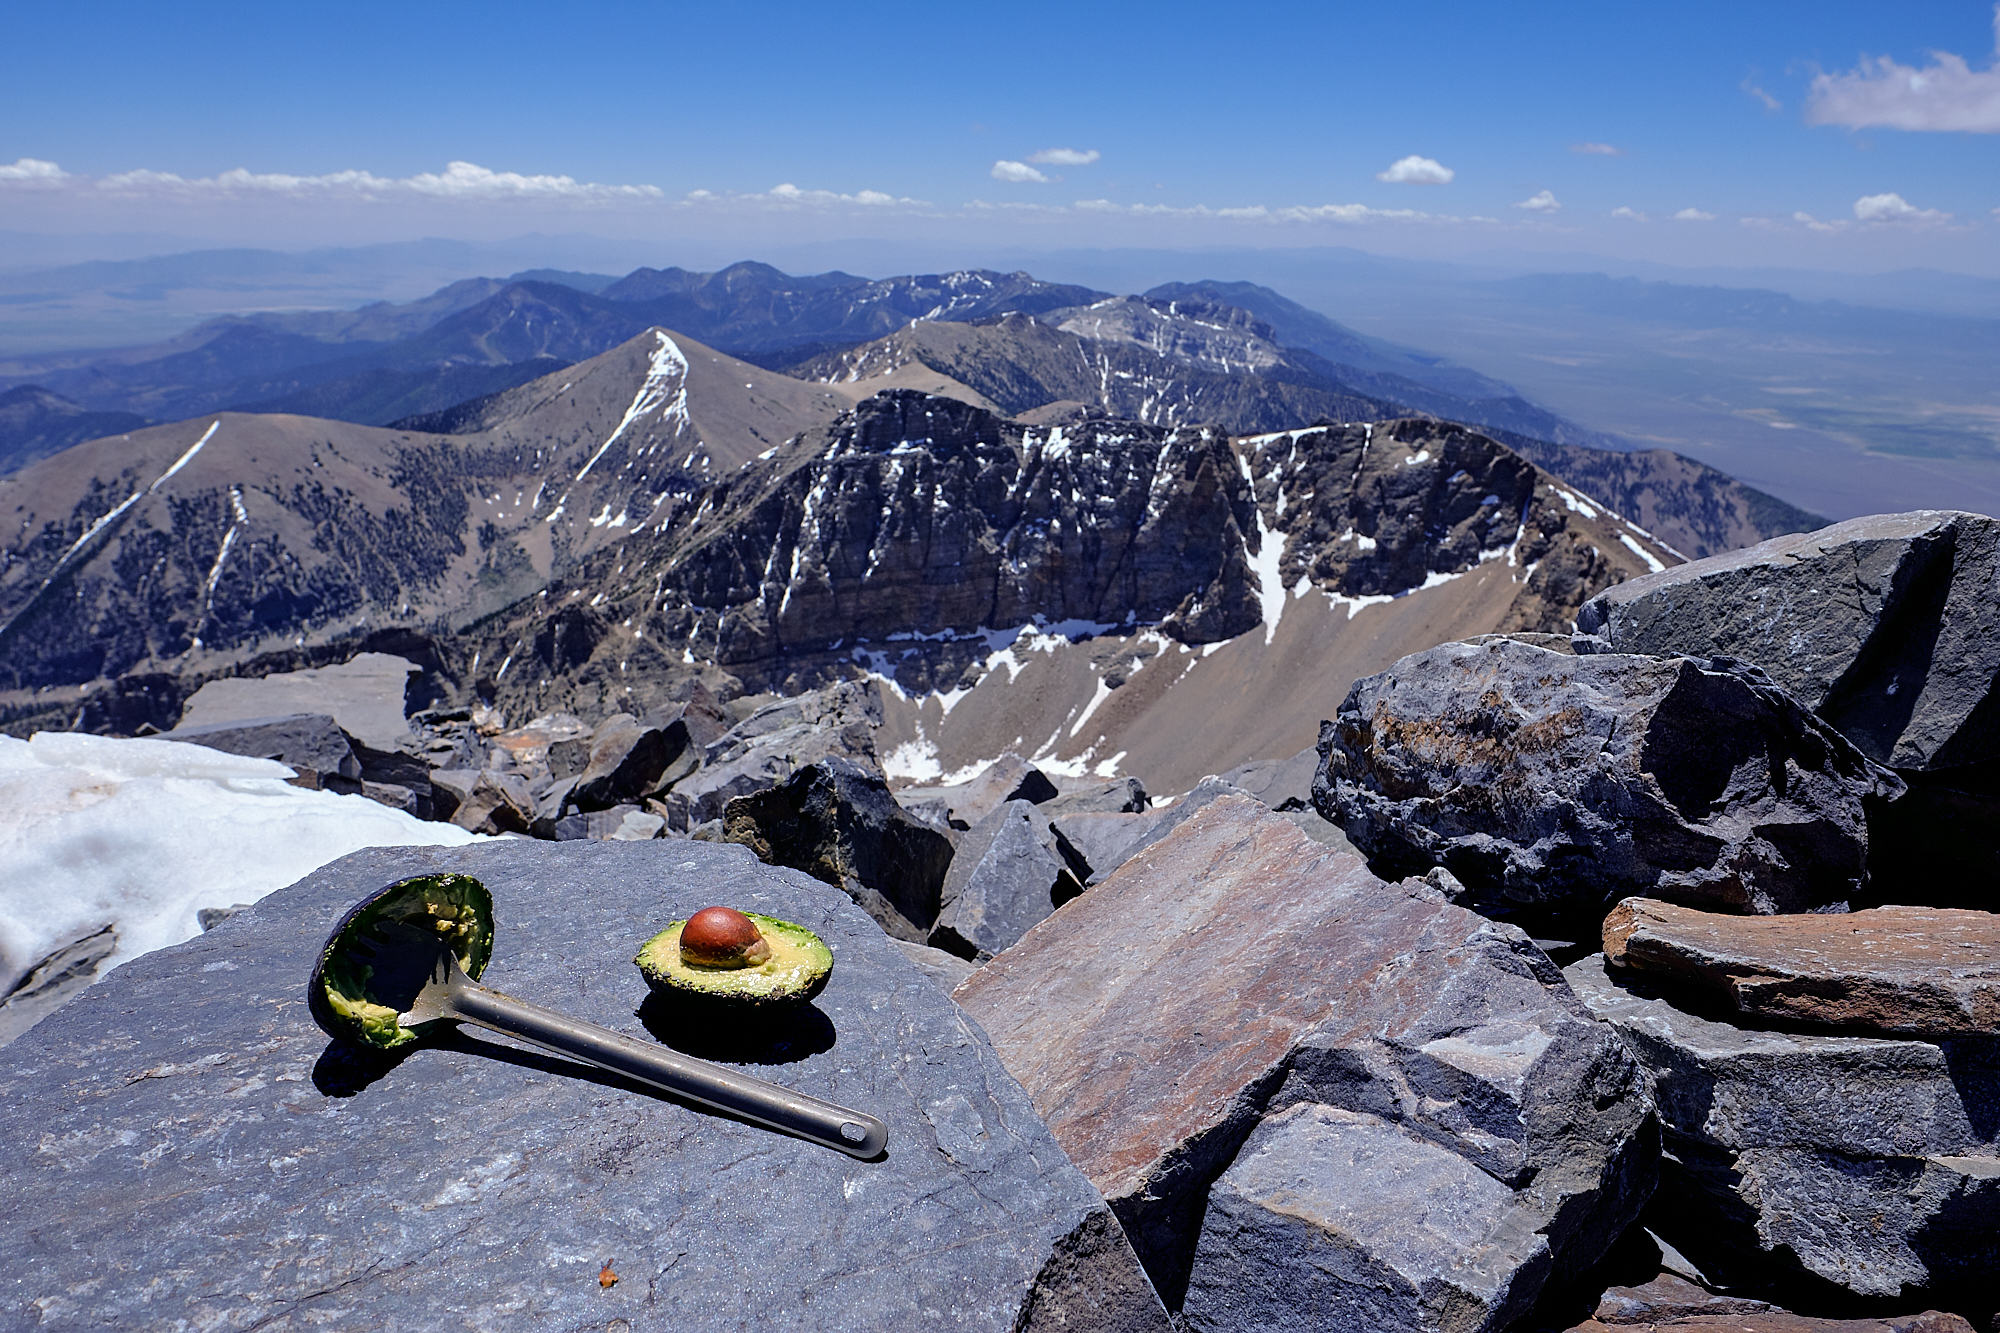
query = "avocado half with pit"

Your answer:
(309, 873), (495, 1050)
(635, 909), (832, 1013)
